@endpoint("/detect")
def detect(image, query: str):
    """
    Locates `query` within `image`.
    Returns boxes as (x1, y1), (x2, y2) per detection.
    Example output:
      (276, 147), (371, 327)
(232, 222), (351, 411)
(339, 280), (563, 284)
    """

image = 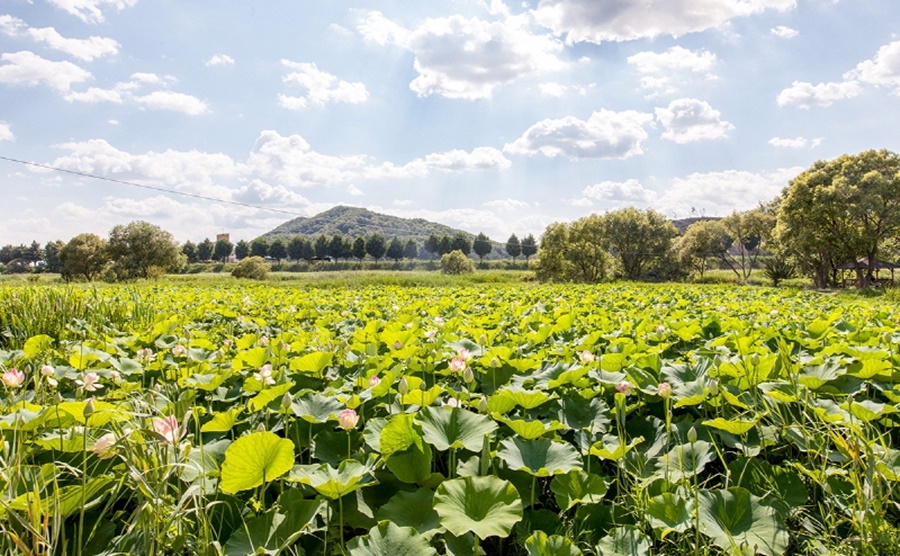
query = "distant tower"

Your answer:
(216, 233), (230, 242)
